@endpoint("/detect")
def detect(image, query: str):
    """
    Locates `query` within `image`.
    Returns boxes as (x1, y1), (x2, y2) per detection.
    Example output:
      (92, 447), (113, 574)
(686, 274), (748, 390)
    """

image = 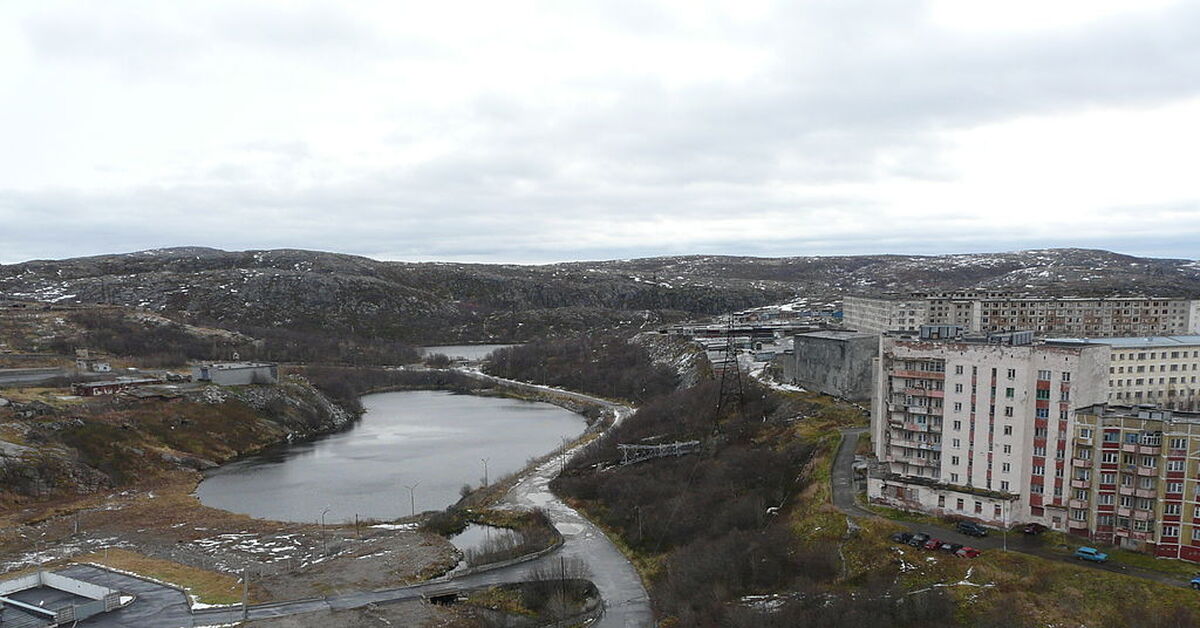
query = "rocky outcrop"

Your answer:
(630, 332), (712, 389)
